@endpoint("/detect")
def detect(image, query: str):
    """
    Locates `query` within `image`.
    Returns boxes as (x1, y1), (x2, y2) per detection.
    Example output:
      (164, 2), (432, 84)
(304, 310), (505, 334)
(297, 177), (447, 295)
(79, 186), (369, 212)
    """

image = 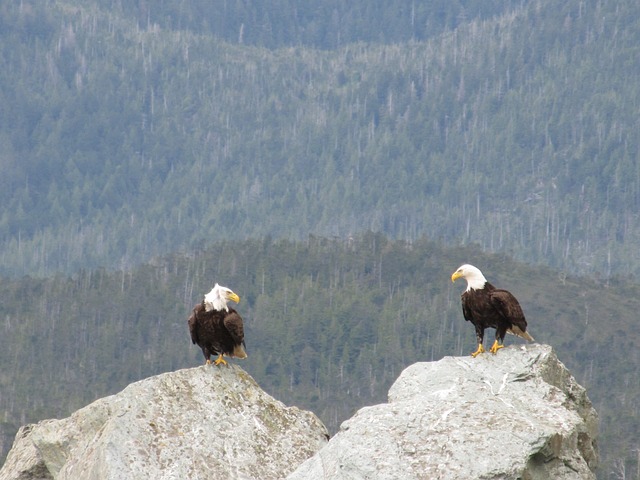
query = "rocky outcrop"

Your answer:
(288, 344), (598, 480)
(1, 345), (598, 480)
(0, 365), (328, 480)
